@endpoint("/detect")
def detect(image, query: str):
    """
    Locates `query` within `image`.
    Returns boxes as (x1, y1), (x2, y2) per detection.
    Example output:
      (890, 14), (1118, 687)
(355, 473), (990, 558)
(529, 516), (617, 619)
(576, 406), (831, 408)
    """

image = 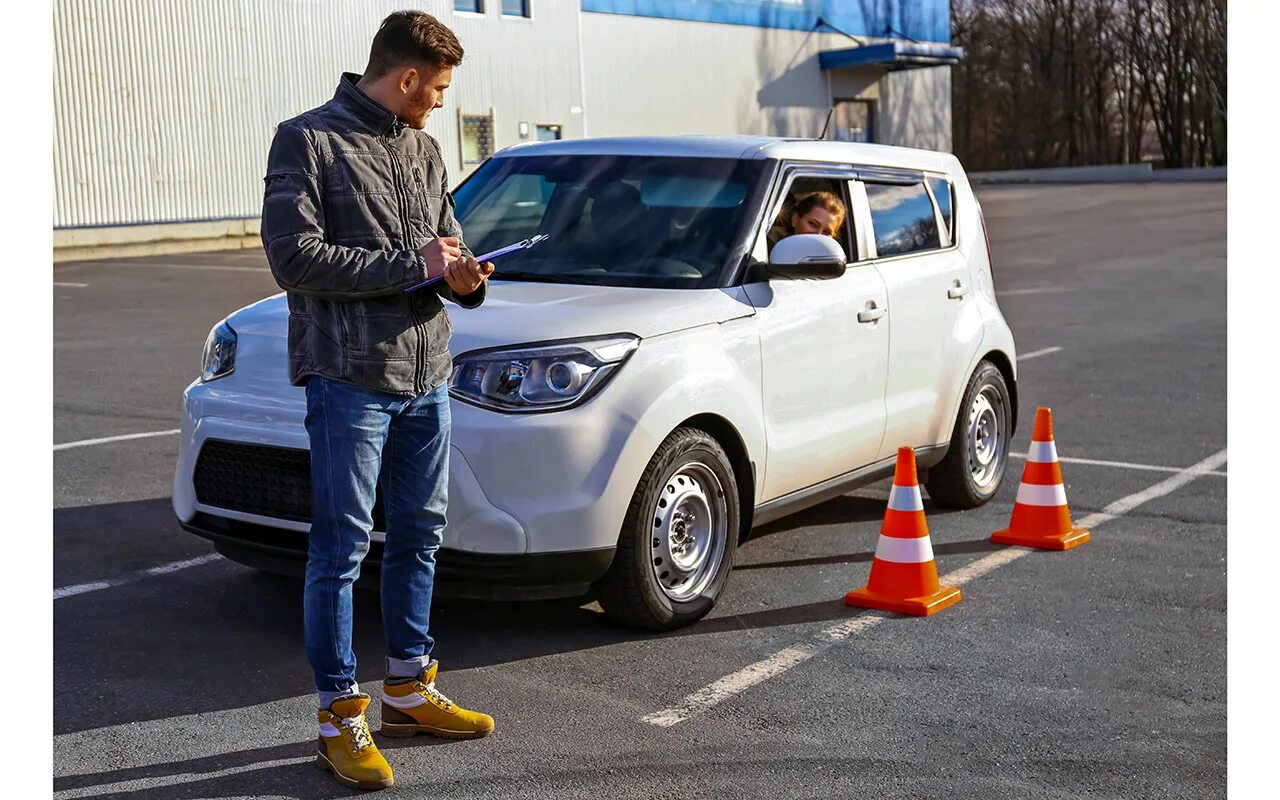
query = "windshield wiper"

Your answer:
(490, 271), (563, 283)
